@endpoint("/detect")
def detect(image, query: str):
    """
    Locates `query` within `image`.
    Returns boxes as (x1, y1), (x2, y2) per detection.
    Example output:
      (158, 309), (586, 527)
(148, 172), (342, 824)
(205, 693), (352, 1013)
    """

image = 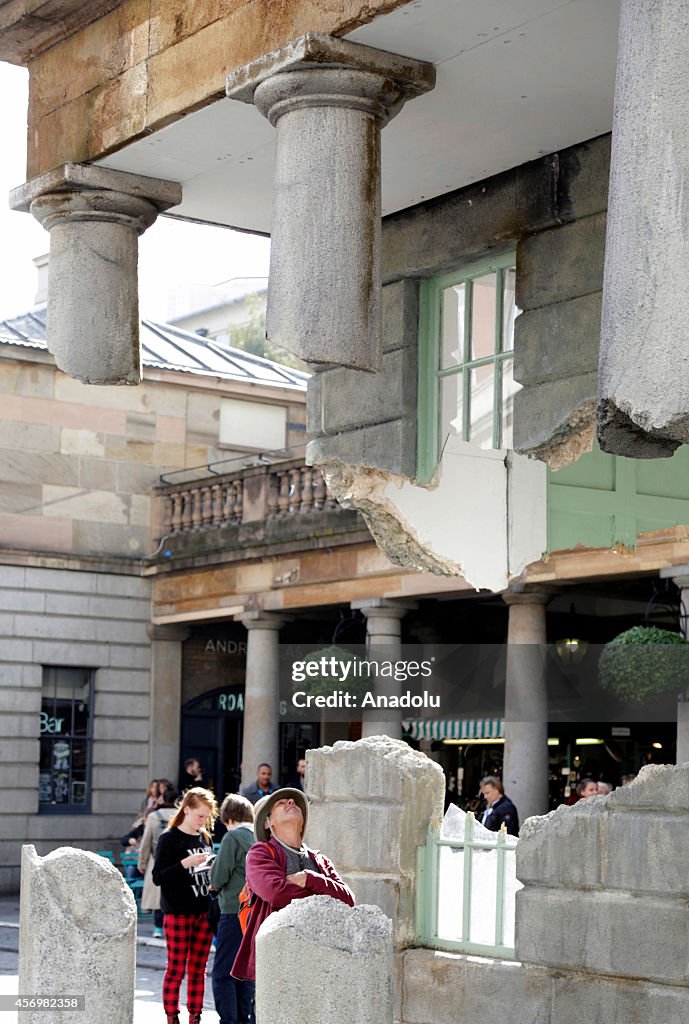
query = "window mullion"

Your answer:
(493, 268), (504, 447)
(463, 279), (473, 441)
